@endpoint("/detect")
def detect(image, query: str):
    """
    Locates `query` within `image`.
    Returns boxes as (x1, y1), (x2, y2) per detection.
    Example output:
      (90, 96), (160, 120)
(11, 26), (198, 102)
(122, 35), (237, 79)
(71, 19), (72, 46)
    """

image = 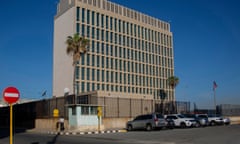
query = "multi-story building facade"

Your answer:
(53, 0), (174, 103)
